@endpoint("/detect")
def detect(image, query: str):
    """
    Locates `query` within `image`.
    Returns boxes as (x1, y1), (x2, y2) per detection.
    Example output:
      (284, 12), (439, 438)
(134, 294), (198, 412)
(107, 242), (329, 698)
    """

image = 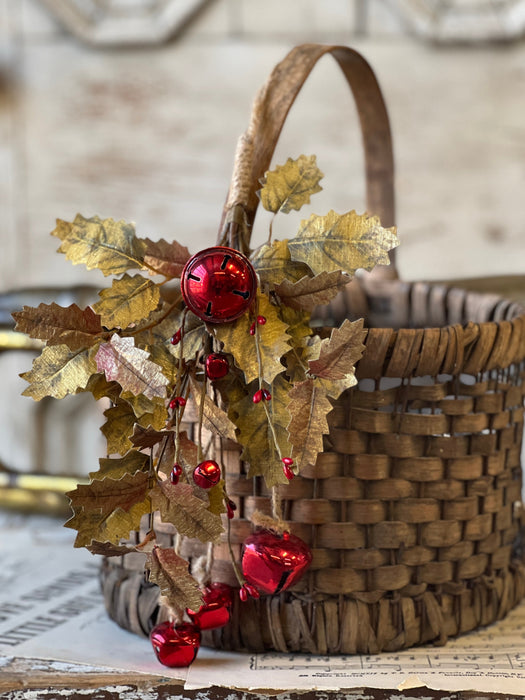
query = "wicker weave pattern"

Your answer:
(102, 281), (525, 653)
